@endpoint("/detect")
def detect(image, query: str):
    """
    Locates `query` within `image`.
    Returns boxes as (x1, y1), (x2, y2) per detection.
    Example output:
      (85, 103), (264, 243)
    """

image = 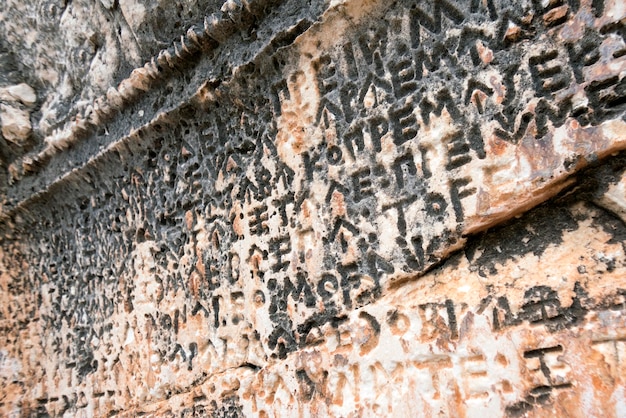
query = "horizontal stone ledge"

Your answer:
(1, 0), (320, 211)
